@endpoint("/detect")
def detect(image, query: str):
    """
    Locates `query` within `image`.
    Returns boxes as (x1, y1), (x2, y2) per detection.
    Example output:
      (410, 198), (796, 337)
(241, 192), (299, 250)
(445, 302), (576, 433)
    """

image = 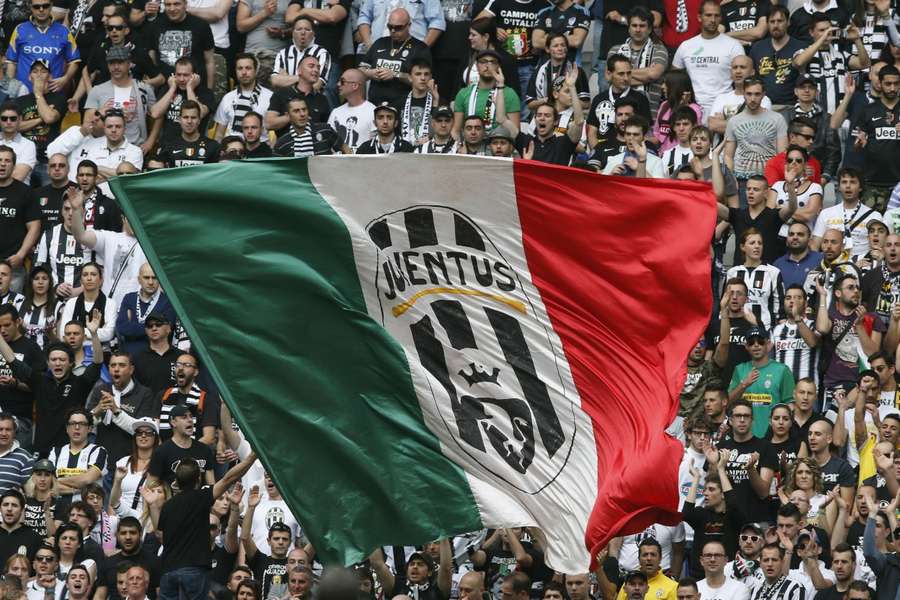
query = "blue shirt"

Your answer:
(6, 20), (79, 92)
(358, 0), (446, 44)
(774, 250), (823, 289)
